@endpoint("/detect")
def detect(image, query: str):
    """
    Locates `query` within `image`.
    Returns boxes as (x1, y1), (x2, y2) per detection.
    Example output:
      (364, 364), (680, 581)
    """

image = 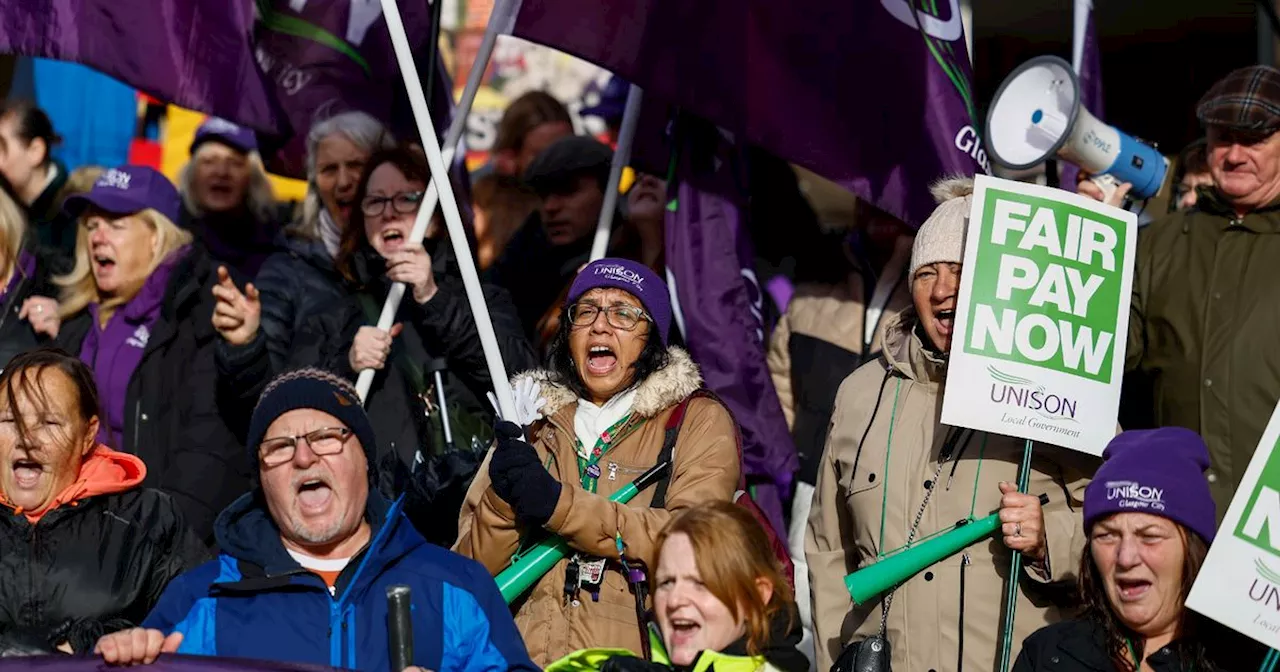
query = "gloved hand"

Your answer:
(489, 421), (562, 527)
(487, 377), (547, 427)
